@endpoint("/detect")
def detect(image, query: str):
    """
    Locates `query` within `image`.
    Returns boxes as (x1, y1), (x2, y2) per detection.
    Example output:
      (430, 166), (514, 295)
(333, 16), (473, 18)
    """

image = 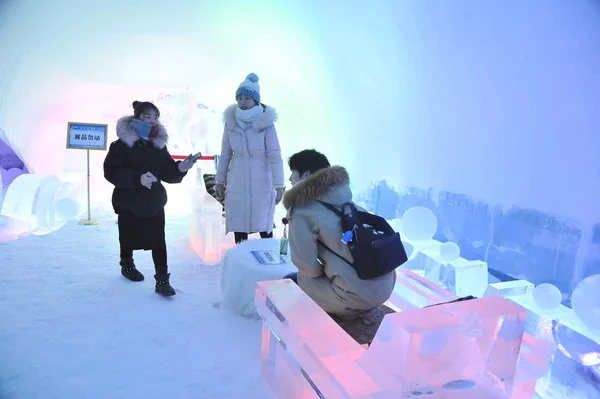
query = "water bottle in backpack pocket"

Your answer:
(316, 201), (408, 279)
